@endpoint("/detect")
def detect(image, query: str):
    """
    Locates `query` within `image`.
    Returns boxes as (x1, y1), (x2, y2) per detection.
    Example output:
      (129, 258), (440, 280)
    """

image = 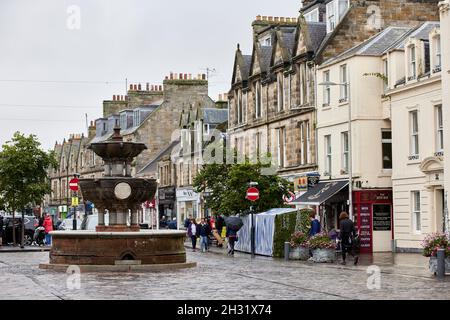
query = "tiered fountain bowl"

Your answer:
(40, 127), (195, 272)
